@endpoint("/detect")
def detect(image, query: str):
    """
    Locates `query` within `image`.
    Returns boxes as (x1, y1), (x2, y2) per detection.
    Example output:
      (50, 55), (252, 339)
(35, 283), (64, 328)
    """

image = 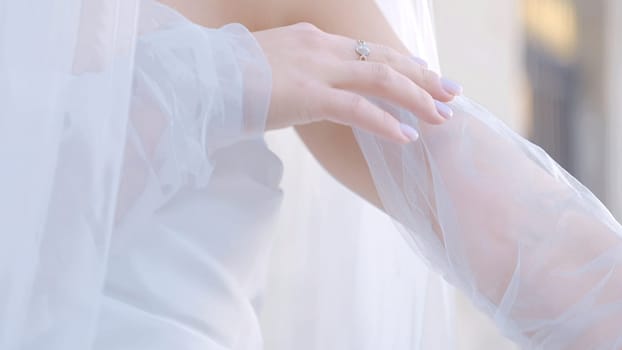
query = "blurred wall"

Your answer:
(433, 0), (622, 216)
(433, 0), (527, 133)
(606, 0), (622, 218)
